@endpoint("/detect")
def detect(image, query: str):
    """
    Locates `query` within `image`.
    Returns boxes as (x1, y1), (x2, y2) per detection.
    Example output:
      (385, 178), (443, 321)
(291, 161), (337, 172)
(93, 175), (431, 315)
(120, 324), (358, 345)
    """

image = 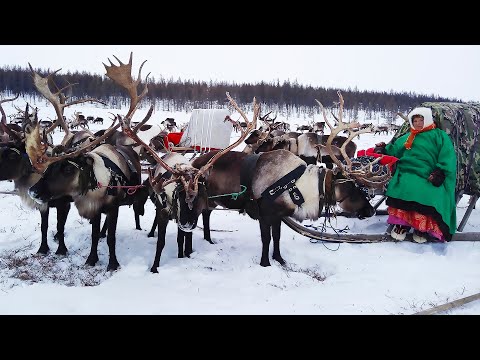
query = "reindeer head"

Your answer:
(0, 141), (29, 181)
(28, 154), (96, 204)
